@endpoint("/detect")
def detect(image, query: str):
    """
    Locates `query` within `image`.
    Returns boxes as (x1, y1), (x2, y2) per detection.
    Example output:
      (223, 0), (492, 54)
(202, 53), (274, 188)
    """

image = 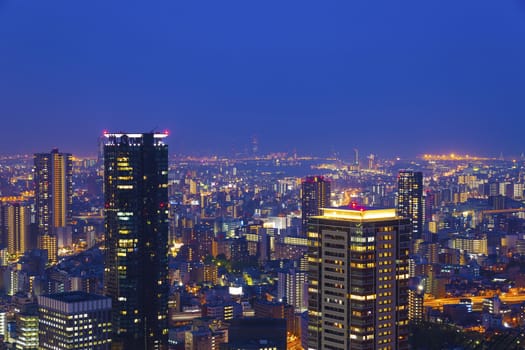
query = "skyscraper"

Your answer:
(103, 132), (169, 349)
(34, 149), (73, 263)
(307, 207), (410, 350)
(0, 202), (30, 259)
(397, 171), (423, 241)
(301, 176), (330, 235)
